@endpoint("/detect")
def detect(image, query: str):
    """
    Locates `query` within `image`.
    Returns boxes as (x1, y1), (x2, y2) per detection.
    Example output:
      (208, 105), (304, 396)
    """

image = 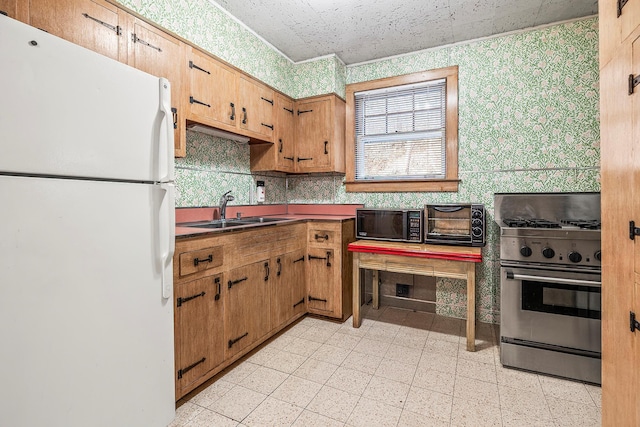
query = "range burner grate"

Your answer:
(560, 219), (601, 230)
(503, 218), (562, 228)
